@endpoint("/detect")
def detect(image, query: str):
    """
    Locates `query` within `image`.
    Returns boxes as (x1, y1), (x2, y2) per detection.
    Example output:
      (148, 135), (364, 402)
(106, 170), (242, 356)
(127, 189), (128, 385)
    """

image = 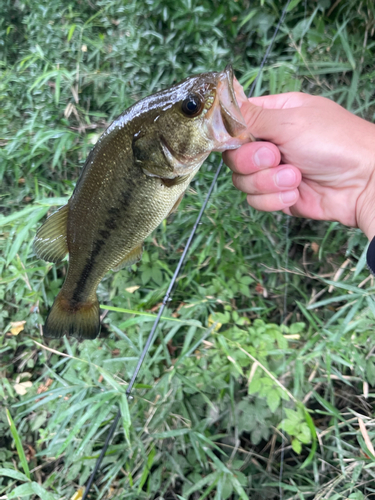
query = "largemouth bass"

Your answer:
(34, 65), (252, 340)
